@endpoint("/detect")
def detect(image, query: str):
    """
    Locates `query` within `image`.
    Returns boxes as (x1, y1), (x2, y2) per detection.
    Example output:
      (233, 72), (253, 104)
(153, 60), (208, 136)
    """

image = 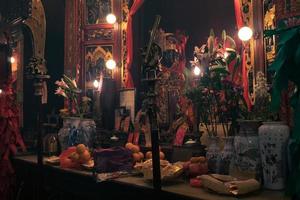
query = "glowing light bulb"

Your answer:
(106, 59), (116, 70)
(106, 14), (117, 24)
(238, 26), (253, 41)
(9, 56), (15, 63)
(193, 66), (201, 76)
(93, 80), (99, 89)
(0, 89), (2, 94)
